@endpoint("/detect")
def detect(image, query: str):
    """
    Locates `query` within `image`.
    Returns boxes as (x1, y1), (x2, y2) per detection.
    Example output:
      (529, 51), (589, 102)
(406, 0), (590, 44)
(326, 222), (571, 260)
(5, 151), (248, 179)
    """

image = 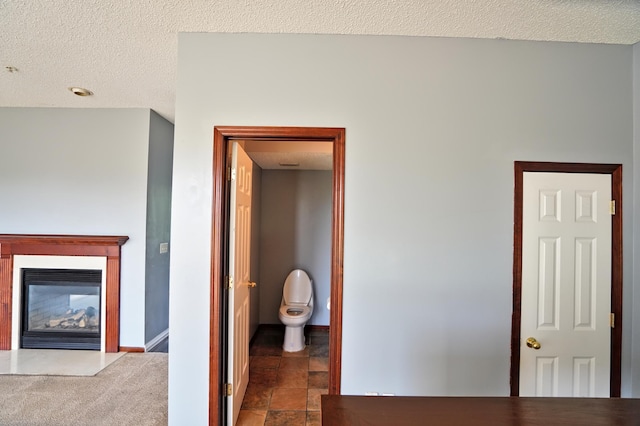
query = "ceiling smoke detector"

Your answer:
(68, 87), (93, 97)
